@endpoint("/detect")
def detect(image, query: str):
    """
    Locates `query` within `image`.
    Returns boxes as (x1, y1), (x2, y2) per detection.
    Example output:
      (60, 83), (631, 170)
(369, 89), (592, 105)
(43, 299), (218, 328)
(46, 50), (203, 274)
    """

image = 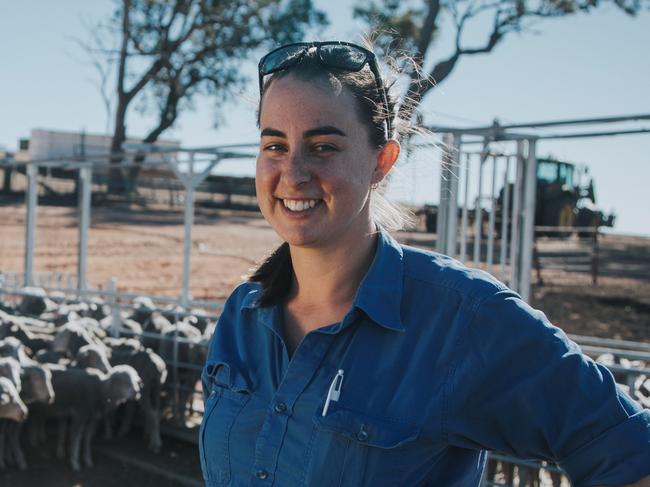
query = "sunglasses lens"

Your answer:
(319, 45), (367, 70)
(261, 45), (307, 75)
